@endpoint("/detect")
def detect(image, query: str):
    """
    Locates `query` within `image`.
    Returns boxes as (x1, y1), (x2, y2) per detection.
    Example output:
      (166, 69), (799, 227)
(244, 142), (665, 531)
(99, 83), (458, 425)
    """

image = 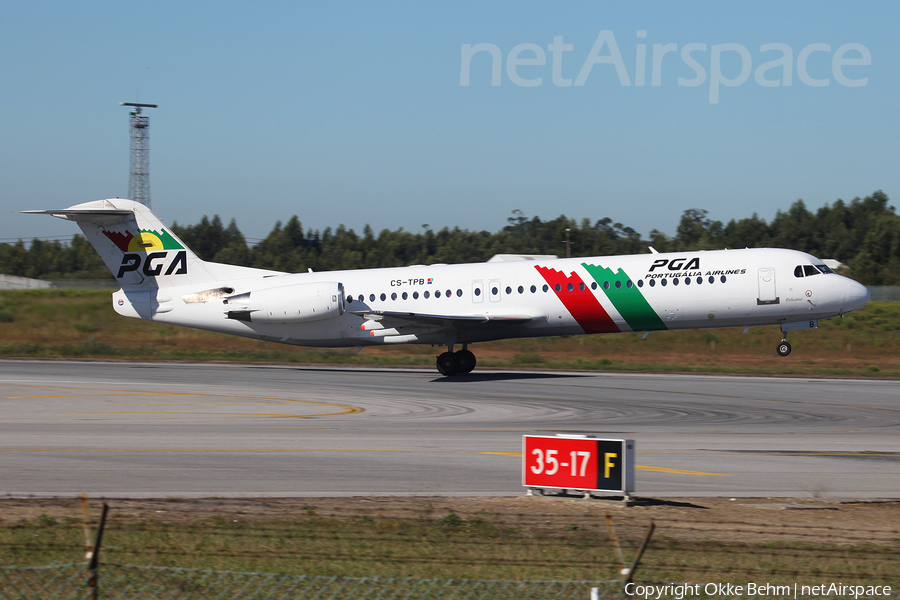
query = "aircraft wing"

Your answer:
(349, 309), (532, 330)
